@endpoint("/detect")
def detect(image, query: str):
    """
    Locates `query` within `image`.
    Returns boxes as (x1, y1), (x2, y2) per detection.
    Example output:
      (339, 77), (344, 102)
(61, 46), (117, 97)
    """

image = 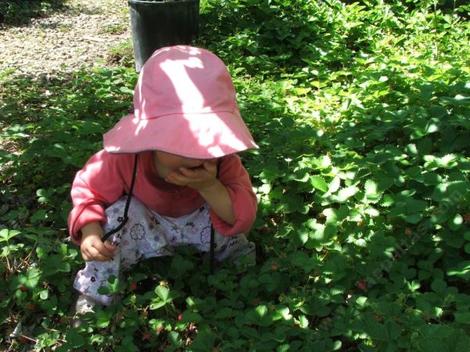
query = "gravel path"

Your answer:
(0, 0), (131, 77)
